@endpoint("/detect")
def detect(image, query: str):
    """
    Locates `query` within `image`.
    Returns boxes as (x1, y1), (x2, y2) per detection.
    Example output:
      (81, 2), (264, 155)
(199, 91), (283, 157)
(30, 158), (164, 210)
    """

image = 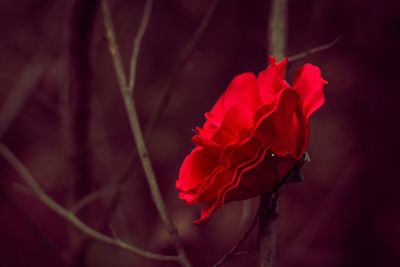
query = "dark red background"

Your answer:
(0, 0), (399, 266)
